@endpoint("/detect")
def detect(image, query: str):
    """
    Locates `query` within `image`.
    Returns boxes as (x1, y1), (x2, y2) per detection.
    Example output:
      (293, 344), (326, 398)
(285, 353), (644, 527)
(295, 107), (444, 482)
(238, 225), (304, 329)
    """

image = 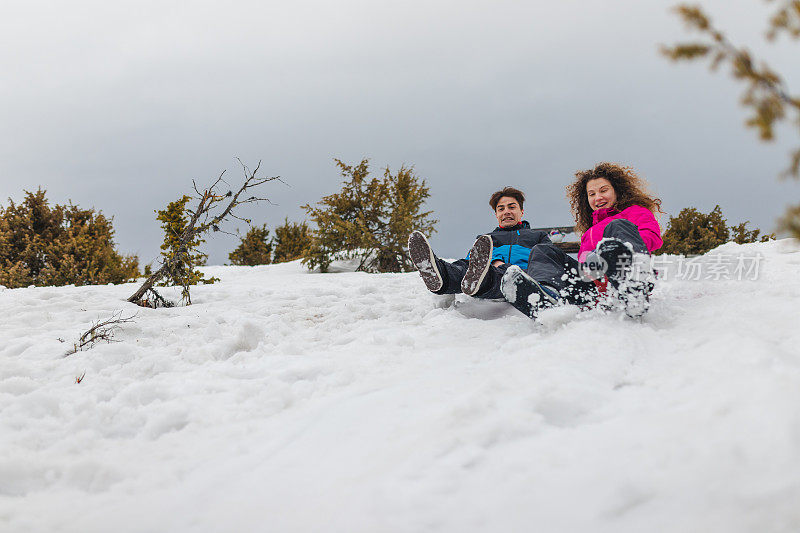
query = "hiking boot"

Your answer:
(408, 231), (444, 292)
(461, 235), (493, 296)
(500, 266), (560, 318)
